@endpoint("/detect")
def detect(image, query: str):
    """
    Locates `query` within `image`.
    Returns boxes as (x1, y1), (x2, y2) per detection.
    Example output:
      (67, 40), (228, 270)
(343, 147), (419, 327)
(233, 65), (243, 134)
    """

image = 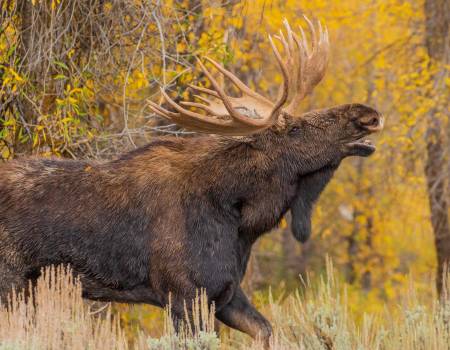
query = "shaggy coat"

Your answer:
(0, 103), (382, 342)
